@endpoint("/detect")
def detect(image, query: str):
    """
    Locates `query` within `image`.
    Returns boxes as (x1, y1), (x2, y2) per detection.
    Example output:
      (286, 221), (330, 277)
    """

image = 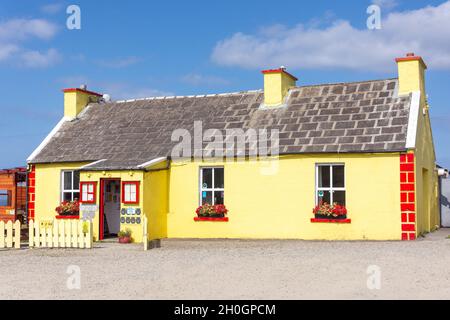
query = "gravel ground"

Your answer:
(1, 229), (450, 300)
